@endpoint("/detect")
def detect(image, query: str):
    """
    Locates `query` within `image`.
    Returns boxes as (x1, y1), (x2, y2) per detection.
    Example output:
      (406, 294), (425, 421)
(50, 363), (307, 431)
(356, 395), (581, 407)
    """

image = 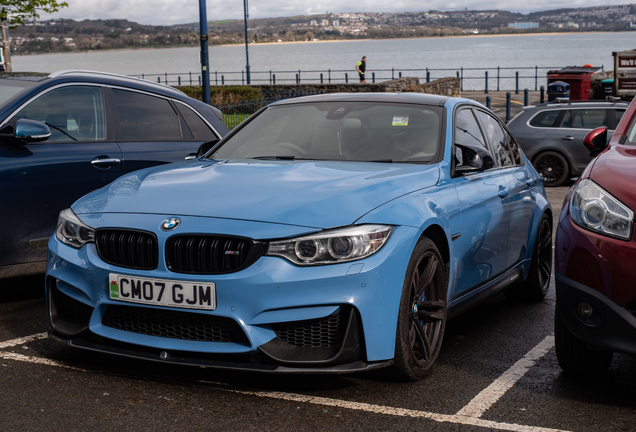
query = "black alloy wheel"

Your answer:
(389, 237), (447, 381)
(509, 212), (553, 301)
(533, 151), (570, 187)
(535, 215), (553, 294)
